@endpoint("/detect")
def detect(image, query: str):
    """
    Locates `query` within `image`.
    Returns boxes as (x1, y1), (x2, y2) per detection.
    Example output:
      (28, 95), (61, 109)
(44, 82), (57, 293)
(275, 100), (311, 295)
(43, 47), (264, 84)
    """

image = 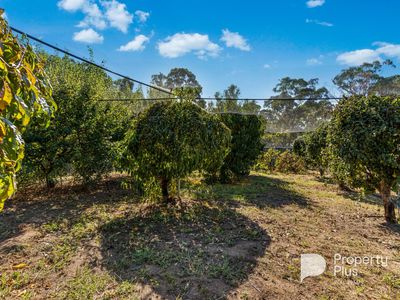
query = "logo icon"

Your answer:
(300, 254), (326, 283)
